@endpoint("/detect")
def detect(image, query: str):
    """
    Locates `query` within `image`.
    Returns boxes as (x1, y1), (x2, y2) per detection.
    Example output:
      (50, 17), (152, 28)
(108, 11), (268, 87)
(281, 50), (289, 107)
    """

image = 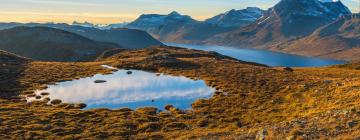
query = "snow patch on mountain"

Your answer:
(205, 7), (264, 27)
